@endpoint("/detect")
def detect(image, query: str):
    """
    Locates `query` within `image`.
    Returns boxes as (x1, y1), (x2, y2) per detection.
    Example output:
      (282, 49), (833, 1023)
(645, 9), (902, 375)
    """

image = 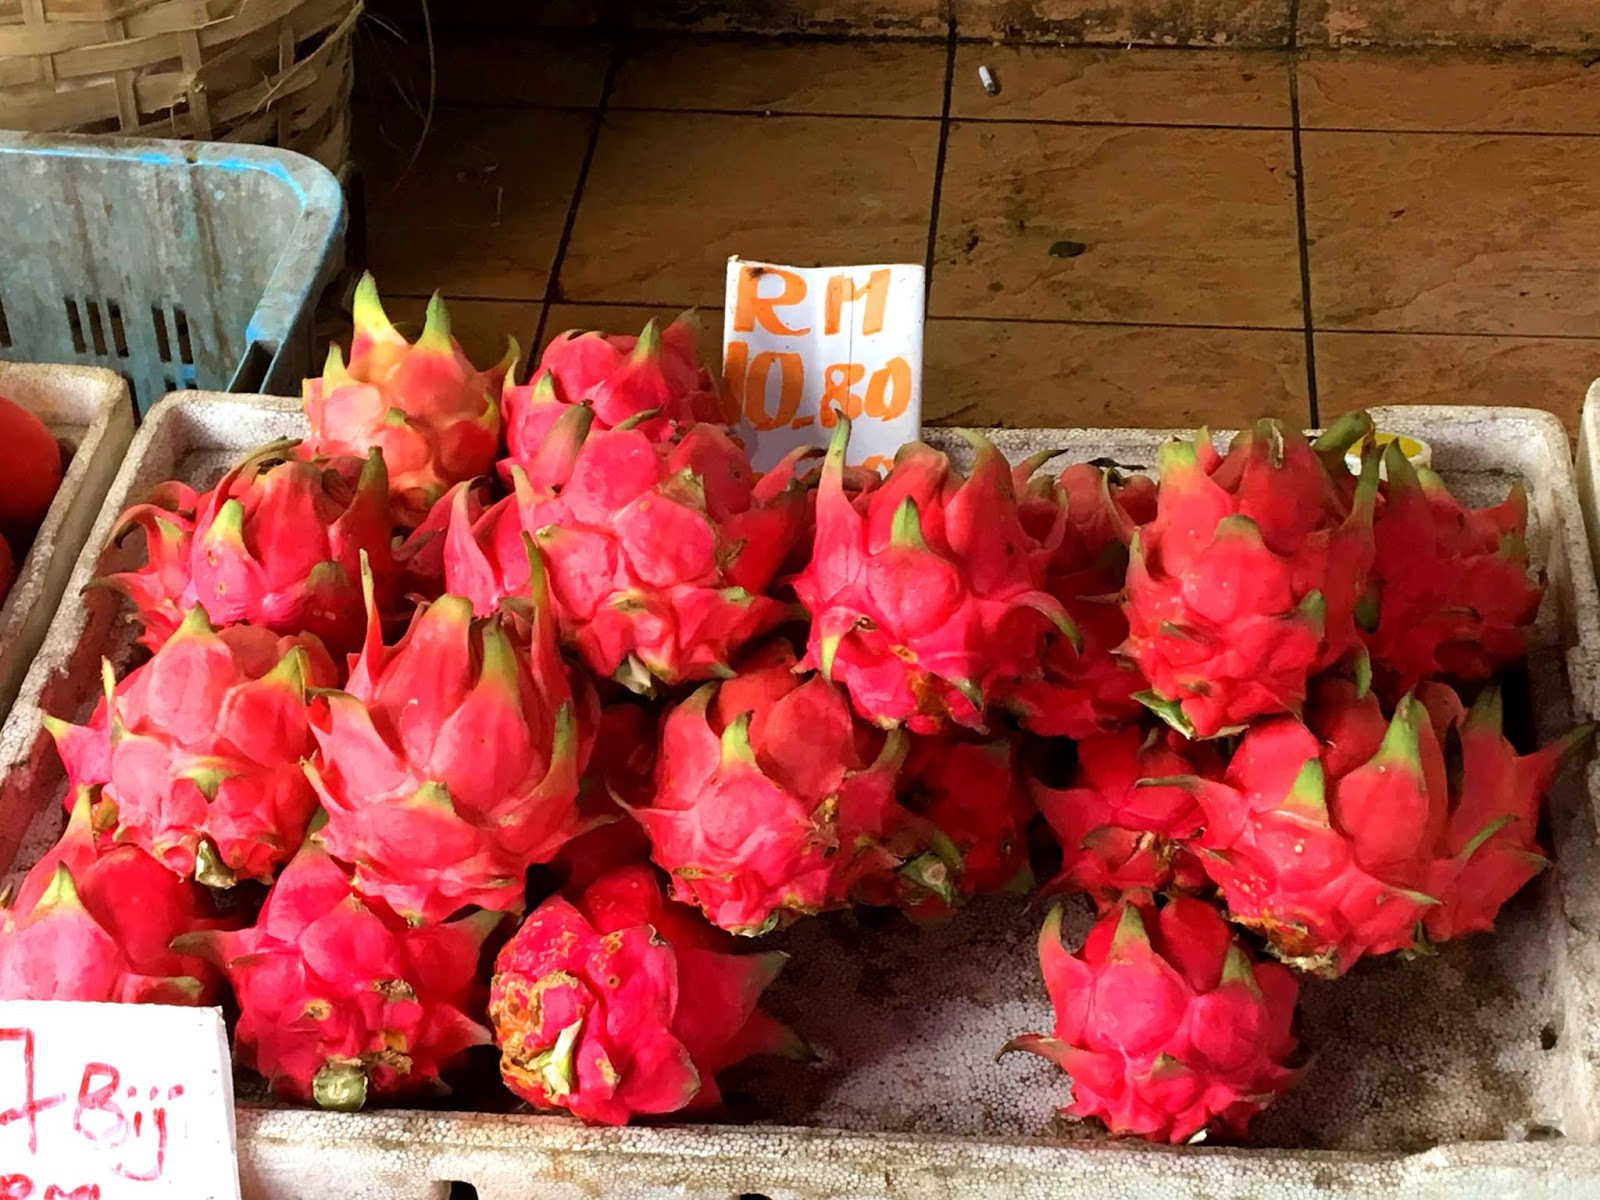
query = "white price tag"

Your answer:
(722, 258), (924, 472)
(0, 1003), (240, 1200)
